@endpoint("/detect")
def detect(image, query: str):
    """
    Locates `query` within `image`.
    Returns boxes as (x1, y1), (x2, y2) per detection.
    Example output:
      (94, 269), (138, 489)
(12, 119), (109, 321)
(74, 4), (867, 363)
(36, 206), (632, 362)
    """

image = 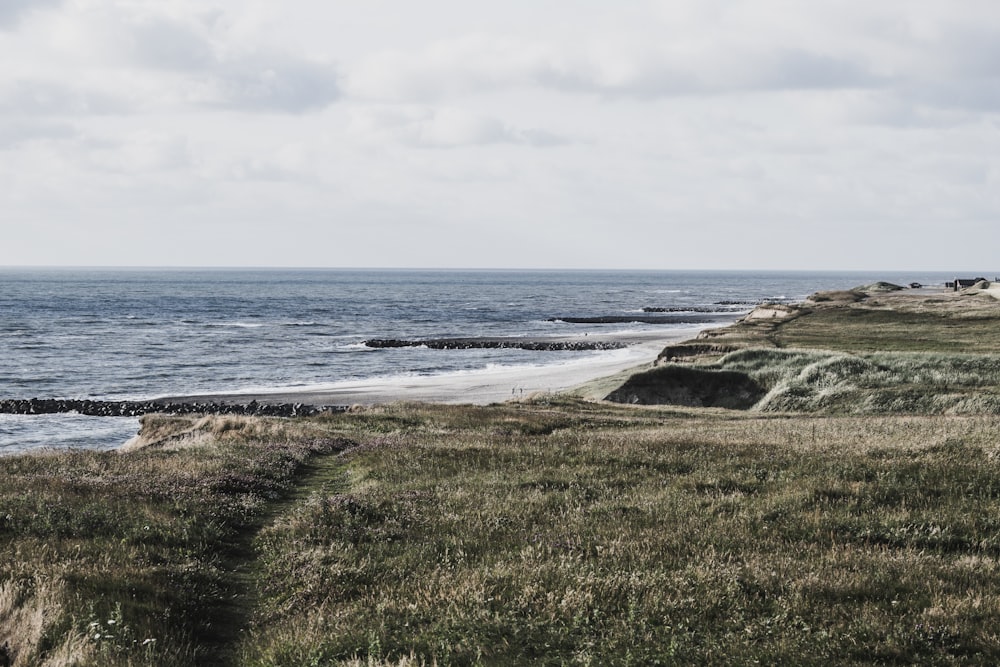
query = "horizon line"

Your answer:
(0, 265), (992, 275)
